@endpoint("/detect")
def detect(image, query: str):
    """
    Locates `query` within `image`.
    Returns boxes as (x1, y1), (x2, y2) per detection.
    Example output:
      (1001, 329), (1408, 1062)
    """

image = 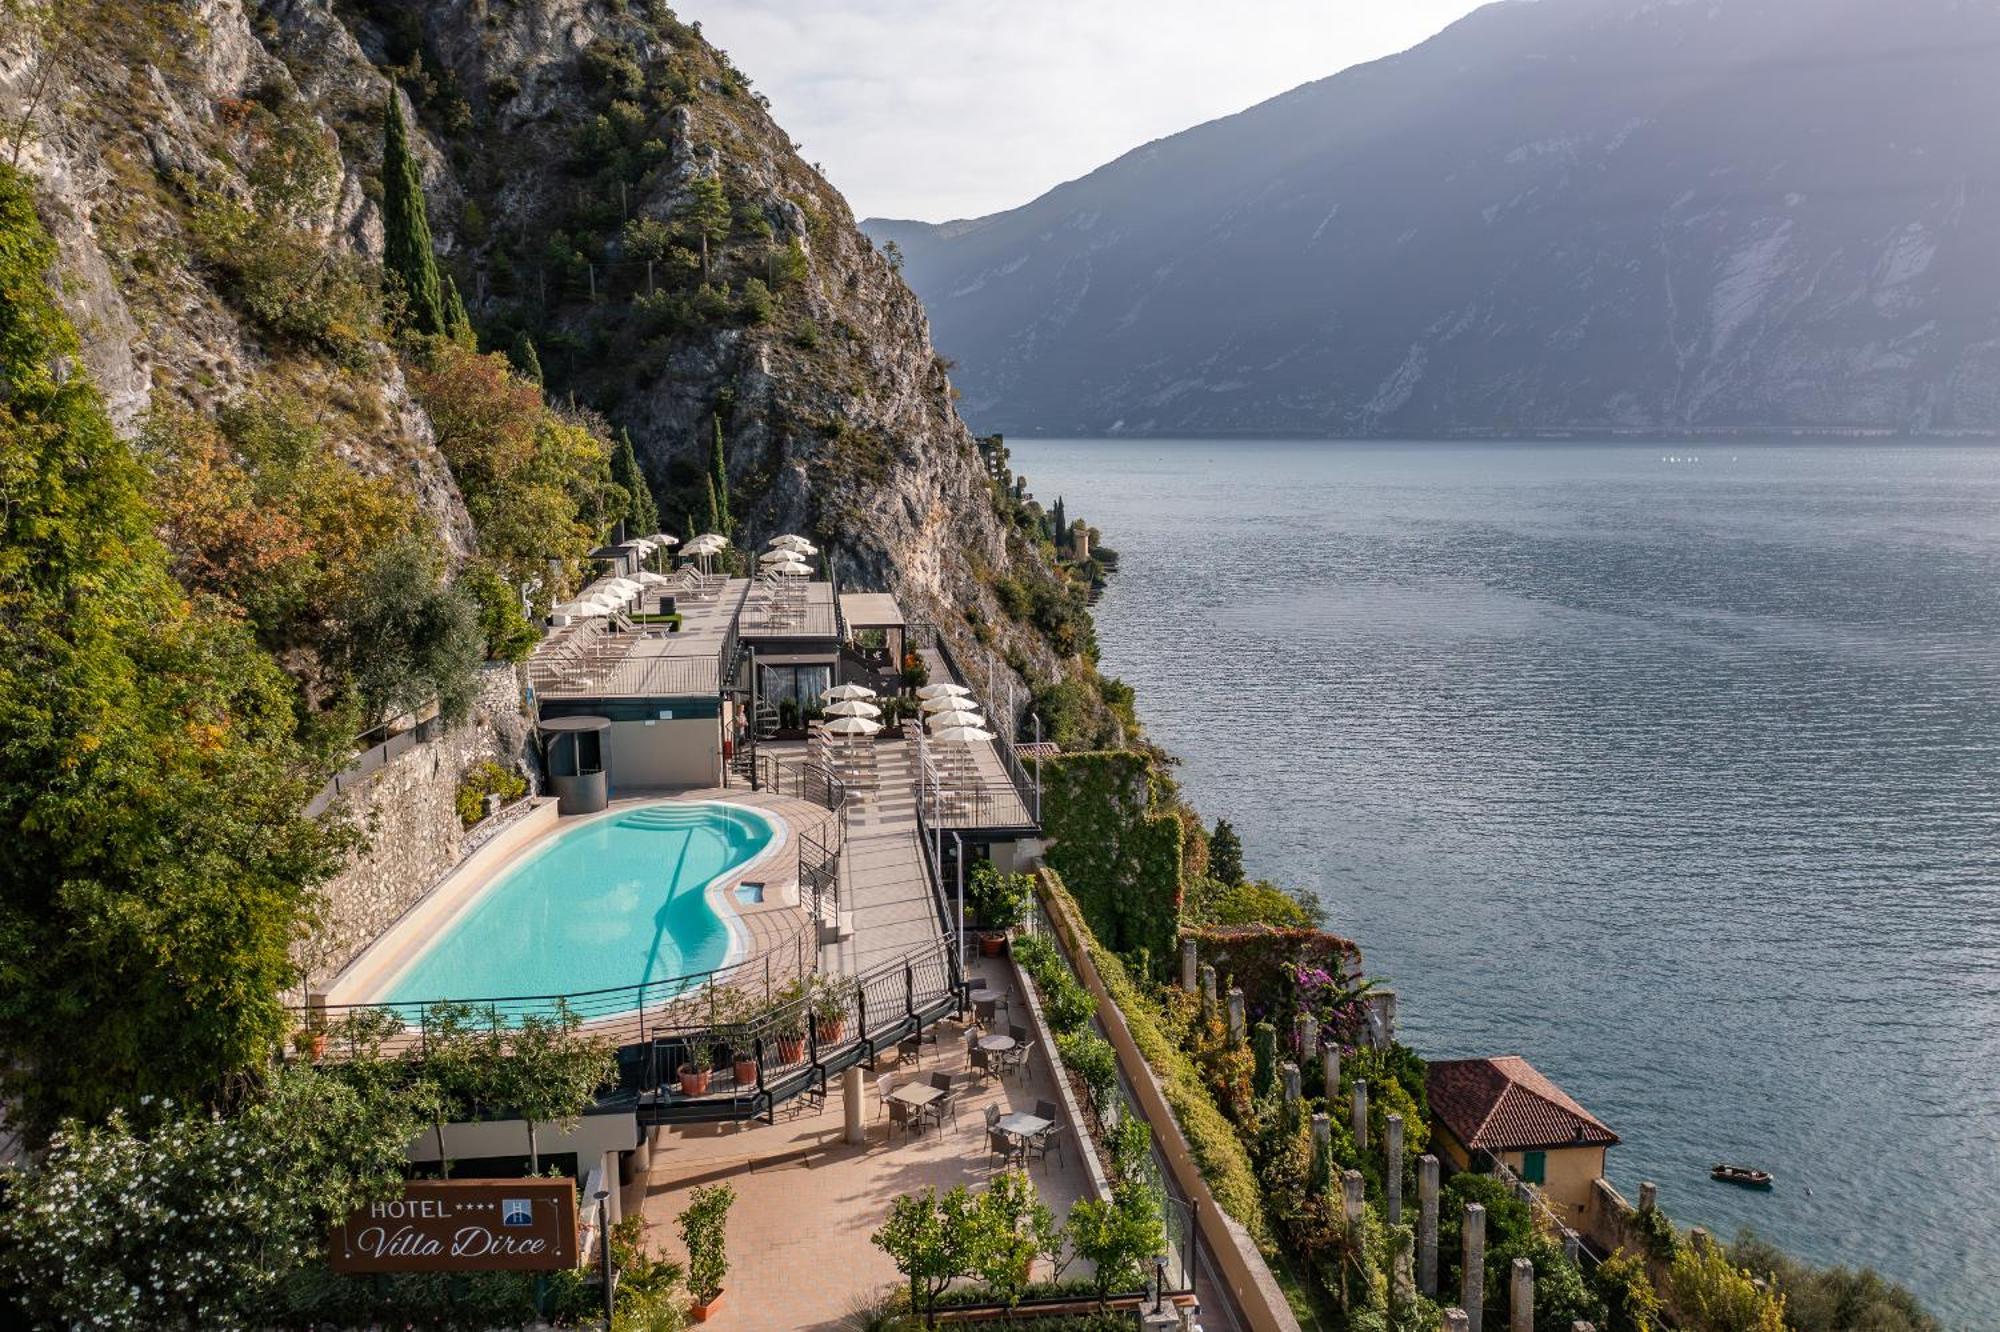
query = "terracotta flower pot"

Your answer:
(776, 1033), (805, 1063)
(678, 1064), (711, 1096)
(821, 1015), (846, 1042)
(733, 1055), (758, 1085)
(980, 932), (1007, 958)
(691, 1292), (722, 1322)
